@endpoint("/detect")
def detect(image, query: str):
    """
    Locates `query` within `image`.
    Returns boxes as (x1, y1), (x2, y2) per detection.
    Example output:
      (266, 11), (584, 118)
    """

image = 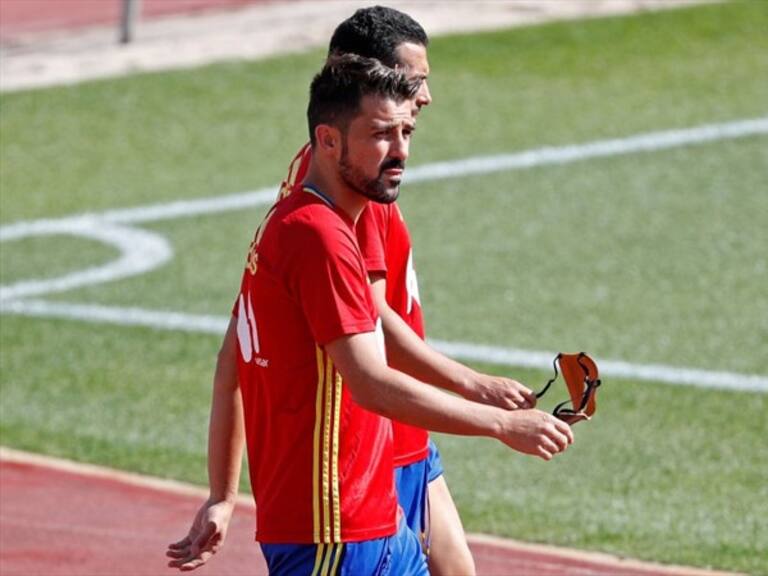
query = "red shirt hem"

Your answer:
(255, 521), (397, 544)
(393, 444), (430, 468)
